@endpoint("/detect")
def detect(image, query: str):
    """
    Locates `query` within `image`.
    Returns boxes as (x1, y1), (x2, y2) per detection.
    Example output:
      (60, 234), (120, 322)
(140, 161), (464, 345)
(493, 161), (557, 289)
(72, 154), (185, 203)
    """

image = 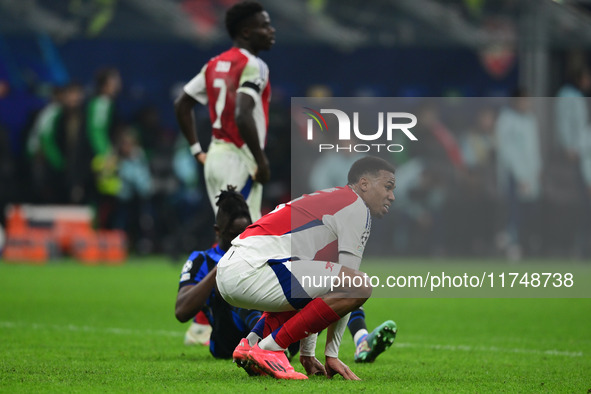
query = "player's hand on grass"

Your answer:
(300, 355), (326, 377)
(325, 356), (360, 380)
(253, 155), (270, 184)
(194, 152), (207, 165)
